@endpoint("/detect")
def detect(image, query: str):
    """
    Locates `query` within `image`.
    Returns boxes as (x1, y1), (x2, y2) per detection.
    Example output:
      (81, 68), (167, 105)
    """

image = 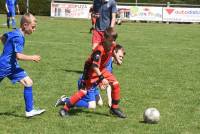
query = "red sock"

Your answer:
(66, 90), (86, 111)
(111, 83), (120, 109)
